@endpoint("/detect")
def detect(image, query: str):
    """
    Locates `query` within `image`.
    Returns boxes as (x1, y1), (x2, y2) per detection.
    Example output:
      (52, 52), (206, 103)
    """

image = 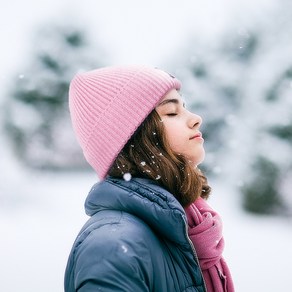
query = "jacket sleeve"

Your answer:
(73, 218), (152, 292)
